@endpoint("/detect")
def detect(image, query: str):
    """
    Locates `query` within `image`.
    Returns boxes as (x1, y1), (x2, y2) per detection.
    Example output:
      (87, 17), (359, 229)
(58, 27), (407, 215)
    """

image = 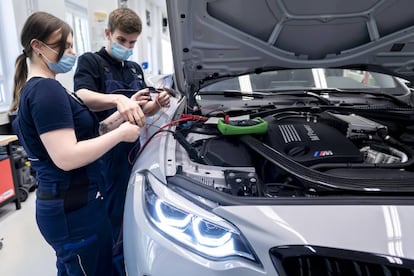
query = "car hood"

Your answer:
(166, 0), (414, 92)
(215, 204), (414, 261)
